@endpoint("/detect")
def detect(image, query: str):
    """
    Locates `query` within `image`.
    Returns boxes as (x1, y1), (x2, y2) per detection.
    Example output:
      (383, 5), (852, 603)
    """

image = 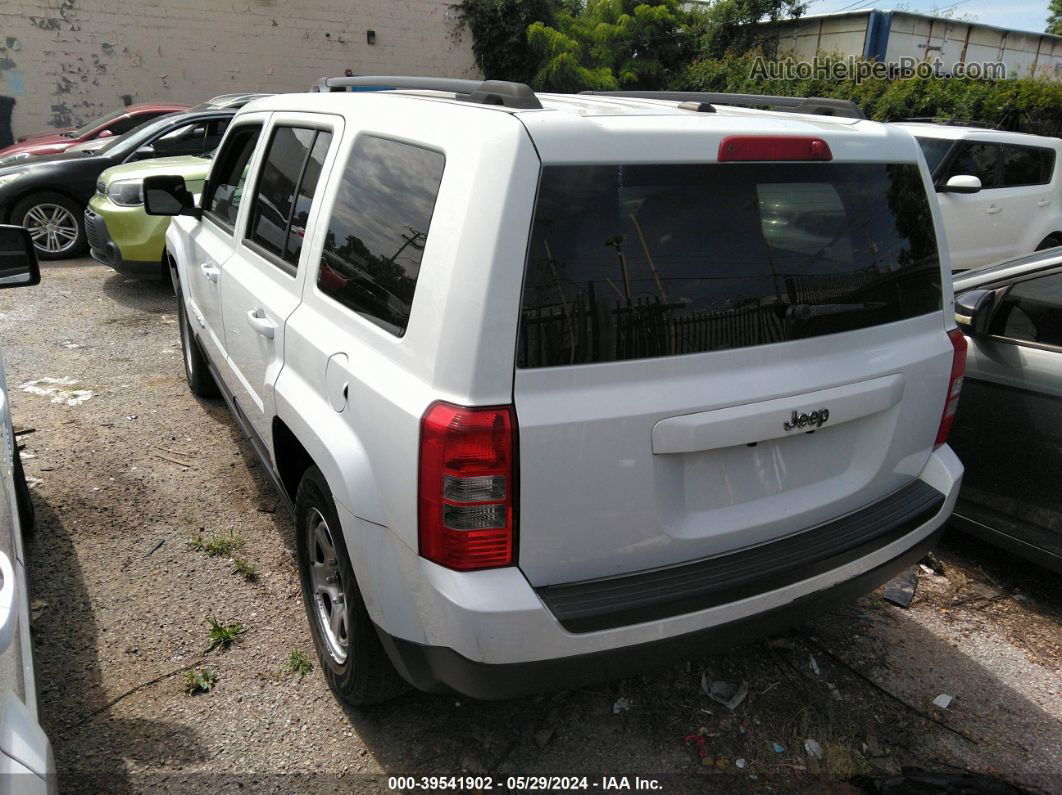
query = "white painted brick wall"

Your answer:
(0, 0), (478, 138)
